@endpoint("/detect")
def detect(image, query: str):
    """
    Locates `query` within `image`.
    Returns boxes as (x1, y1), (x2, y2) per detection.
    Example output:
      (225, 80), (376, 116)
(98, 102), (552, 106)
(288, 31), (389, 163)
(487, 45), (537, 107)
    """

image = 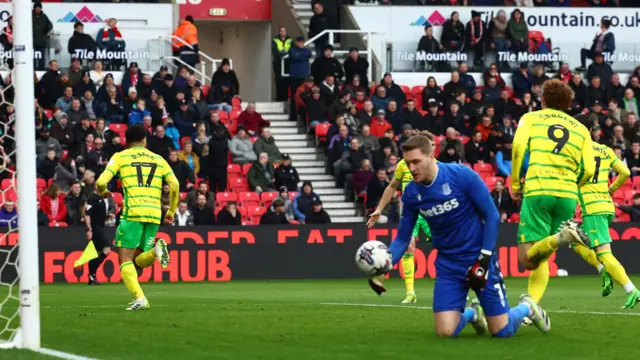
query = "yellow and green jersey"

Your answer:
(578, 143), (631, 216)
(96, 146), (180, 224)
(394, 159), (413, 191)
(511, 108), (596, 200)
